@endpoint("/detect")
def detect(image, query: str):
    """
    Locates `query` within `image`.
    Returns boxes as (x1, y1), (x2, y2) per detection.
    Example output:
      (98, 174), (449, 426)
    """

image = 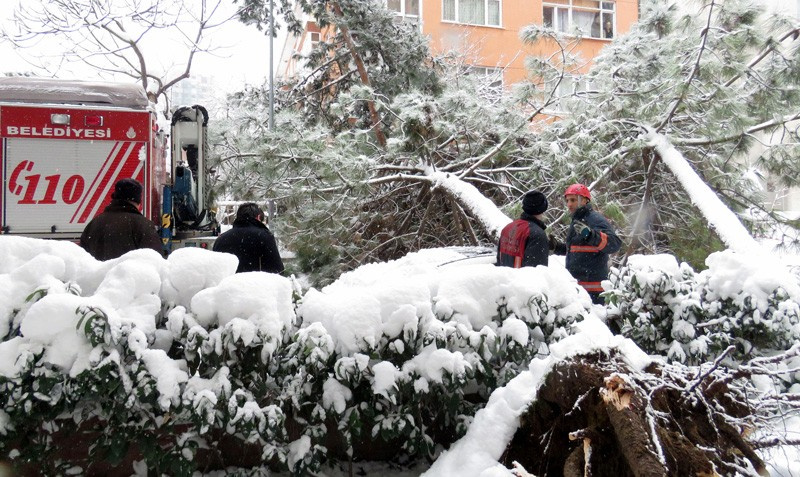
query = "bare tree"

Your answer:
(1, 0), (237, 109)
